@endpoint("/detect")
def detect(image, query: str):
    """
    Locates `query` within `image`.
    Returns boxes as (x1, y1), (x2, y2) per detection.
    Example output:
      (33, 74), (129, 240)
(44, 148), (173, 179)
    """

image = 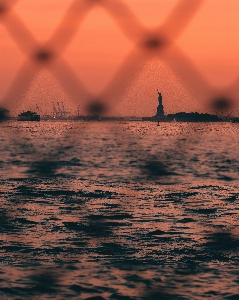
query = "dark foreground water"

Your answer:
(0, 121), (239, 299)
